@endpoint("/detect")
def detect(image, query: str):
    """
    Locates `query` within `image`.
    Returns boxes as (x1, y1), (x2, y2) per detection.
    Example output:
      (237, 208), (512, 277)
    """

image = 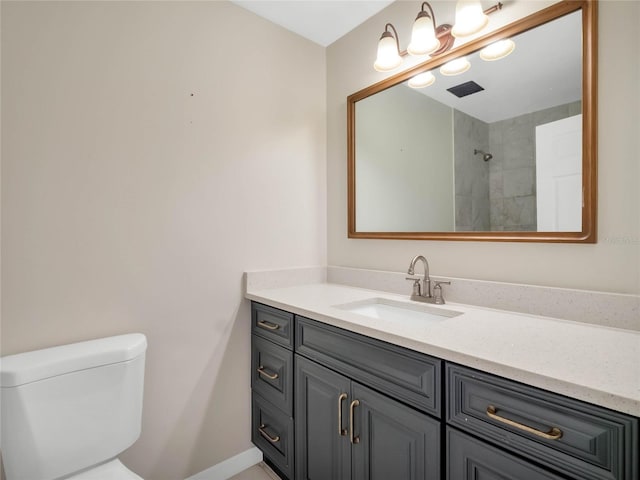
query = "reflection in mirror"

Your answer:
(348, 1), (596, 242)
